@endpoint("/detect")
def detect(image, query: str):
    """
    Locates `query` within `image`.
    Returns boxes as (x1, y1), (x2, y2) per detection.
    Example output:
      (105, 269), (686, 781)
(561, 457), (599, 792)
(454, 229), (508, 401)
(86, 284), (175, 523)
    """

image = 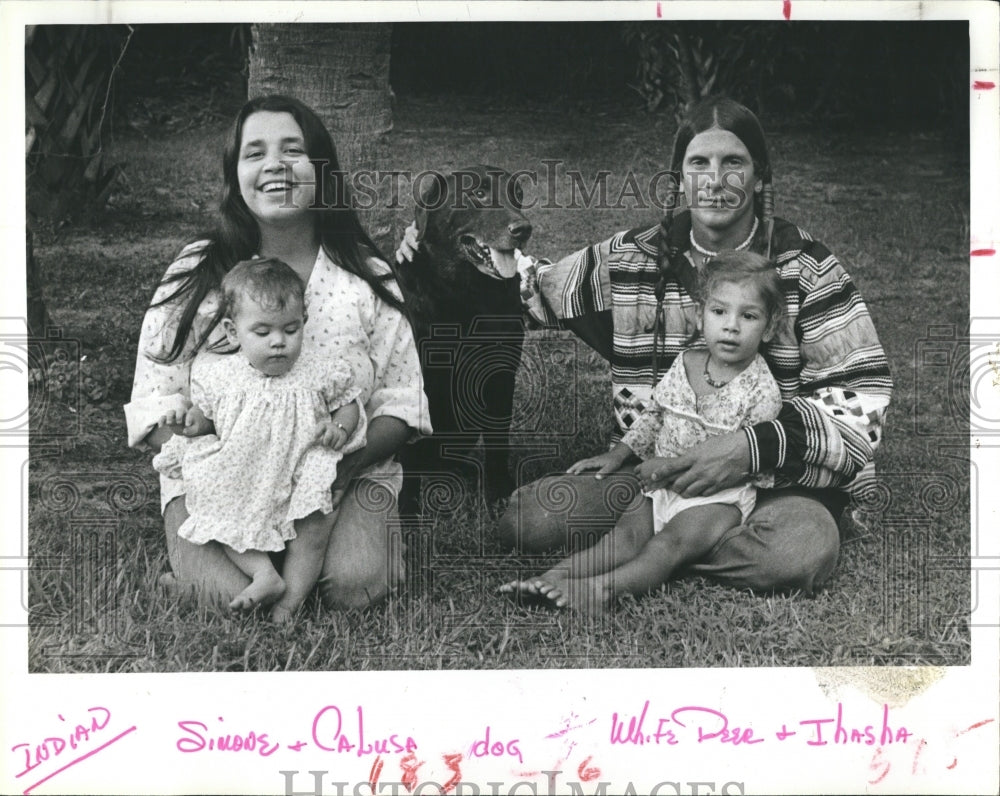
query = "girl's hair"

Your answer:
(152, 94), (401, 362)
(697, 250), (785, 329)
(222, 258), (306, 322)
